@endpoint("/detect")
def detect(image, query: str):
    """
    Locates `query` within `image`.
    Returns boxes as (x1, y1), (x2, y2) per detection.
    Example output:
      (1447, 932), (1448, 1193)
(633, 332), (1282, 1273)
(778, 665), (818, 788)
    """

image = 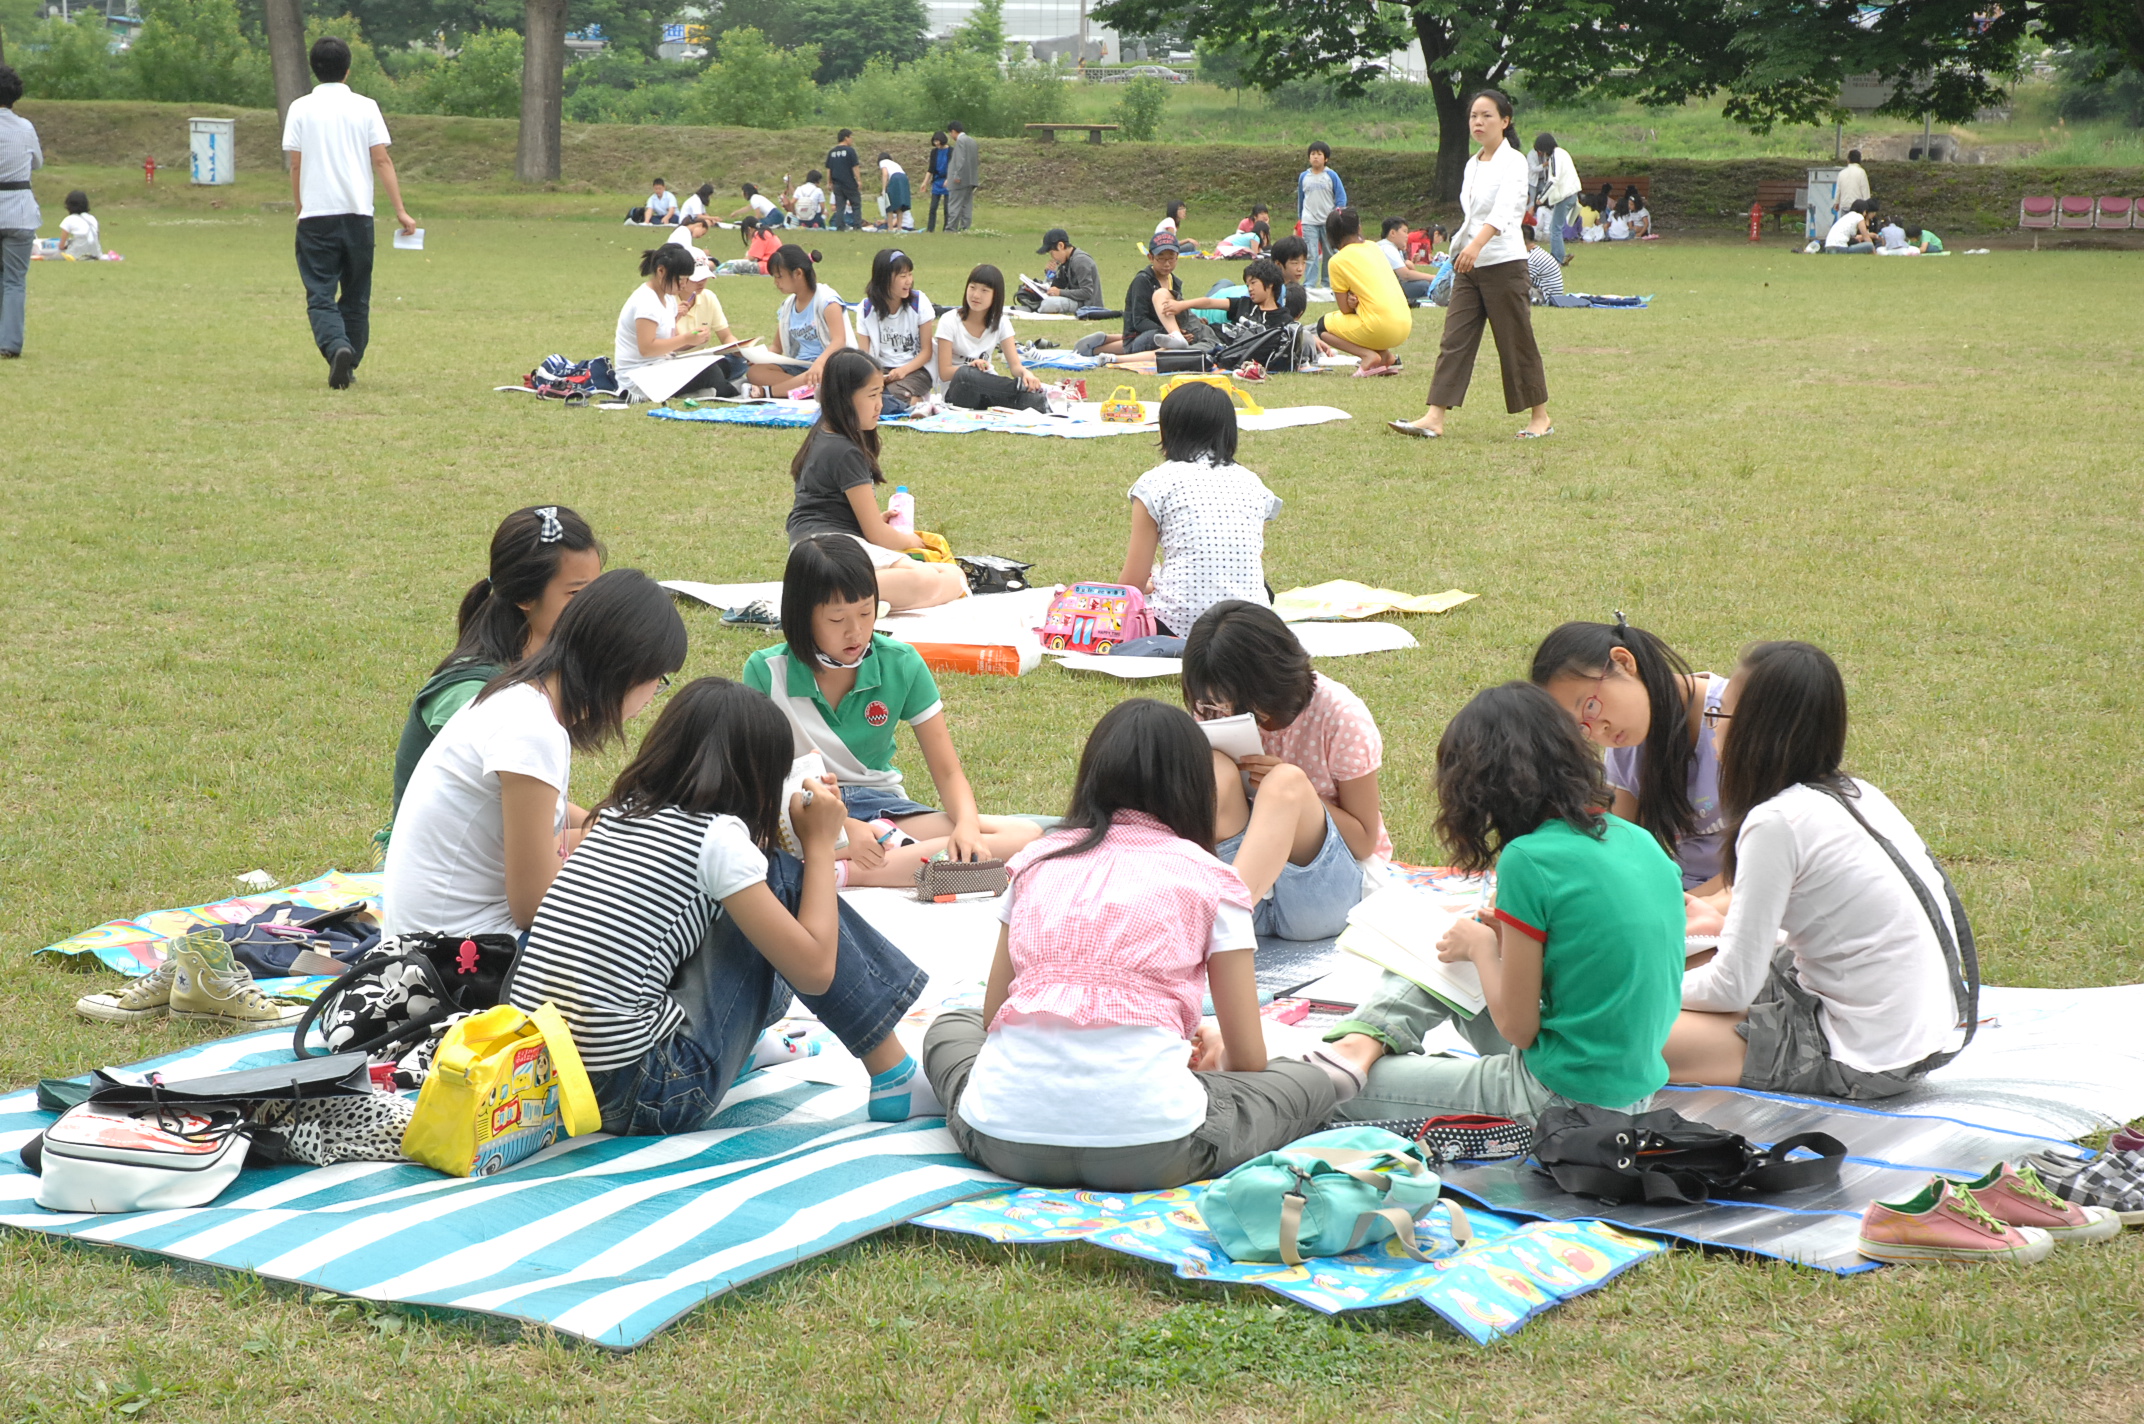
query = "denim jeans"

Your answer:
(926, 190), (946, 232)
(587, 850), (928, 1135)
(294, 214), (375, 364)
(1303, 222), (1331, 286)
(1214, 811), (1365, 942)
(0, 228), (31, 355)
